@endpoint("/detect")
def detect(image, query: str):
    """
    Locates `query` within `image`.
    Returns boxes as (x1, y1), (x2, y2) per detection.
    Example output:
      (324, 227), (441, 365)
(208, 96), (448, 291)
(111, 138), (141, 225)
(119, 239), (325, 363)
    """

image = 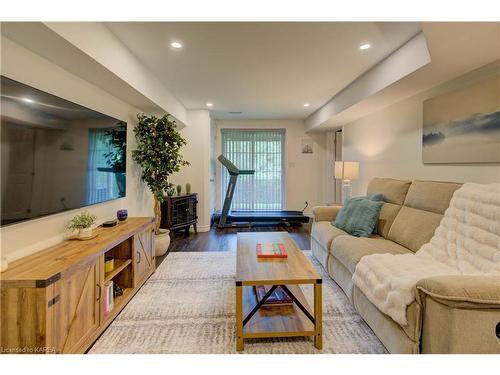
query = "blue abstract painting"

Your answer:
(423, 73), (500, 163)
